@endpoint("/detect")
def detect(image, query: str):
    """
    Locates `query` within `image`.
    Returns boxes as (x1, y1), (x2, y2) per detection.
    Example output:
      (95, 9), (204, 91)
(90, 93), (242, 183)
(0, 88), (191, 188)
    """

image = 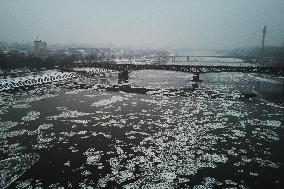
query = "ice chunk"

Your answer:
(91, 96), (127, 107)
(21, 111), (40, 122)
(47, 110), (90, 120)
(0, 153), (40, 189)
(266, 120), (281, 128)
